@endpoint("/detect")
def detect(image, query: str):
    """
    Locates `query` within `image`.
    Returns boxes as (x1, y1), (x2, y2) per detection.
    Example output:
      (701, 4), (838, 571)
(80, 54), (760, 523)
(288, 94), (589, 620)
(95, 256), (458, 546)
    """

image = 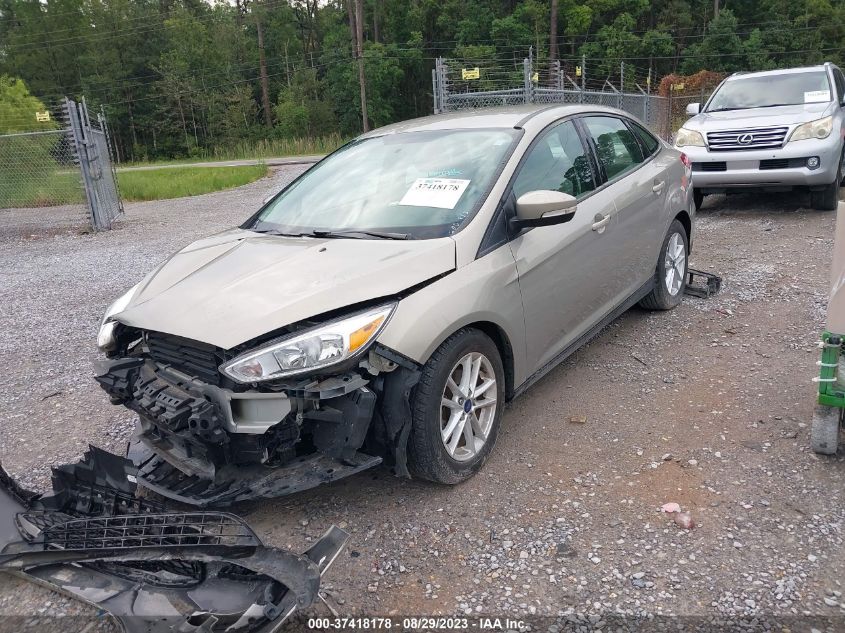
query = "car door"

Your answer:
(580, 115), (664, 300)
(508, 118), (620, 375)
